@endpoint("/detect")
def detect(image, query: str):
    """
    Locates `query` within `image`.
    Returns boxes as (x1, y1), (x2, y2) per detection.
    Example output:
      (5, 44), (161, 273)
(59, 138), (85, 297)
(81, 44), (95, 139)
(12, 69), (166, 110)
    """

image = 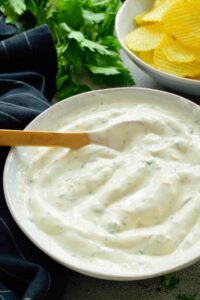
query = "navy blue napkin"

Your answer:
(0, 19), (69, 300)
